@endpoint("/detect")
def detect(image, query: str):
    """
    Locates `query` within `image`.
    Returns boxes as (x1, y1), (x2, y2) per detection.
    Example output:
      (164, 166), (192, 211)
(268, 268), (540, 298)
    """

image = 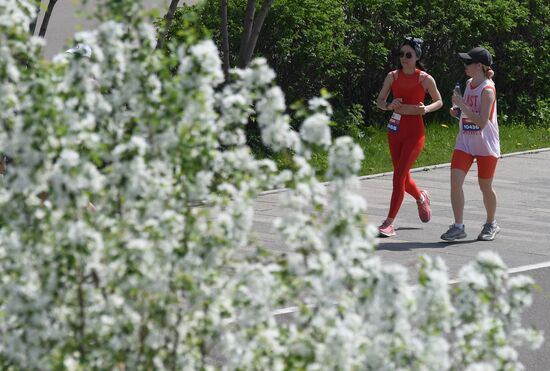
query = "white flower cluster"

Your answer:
(0, 0), (542, 369)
